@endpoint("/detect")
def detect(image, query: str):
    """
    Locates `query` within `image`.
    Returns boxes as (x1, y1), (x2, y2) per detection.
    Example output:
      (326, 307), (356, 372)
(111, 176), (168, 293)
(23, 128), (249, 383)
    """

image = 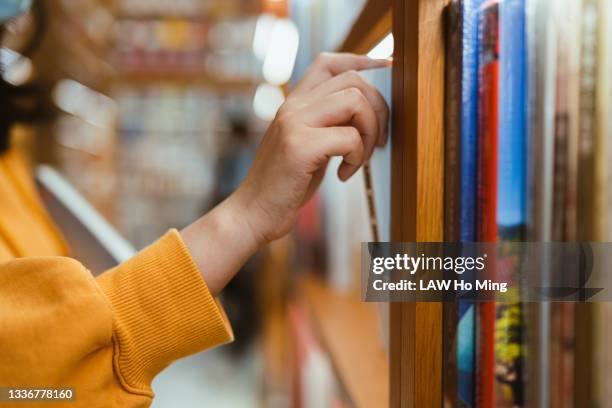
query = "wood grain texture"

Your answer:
(390, 0), (447, 407)
(339, 0), (392, 54)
